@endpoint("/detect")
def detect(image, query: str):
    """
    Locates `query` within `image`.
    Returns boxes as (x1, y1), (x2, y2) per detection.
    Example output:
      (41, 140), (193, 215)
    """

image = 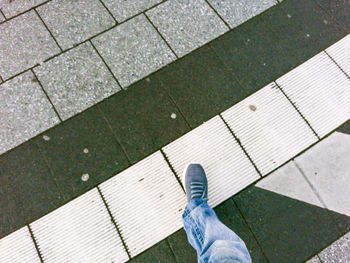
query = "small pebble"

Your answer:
(83, 148), (89, 154)
(323, 19), (328, 24)
(249, 105), (257, 112)
(43, 135), (50, 141)
(171, 113), (177, 119)
(39, 61), (44, 66)
(81, 173), (89, 182)
(306, 34), (310, 38)
(146, 77), (151, 82)
(287, 14), (292, 18)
